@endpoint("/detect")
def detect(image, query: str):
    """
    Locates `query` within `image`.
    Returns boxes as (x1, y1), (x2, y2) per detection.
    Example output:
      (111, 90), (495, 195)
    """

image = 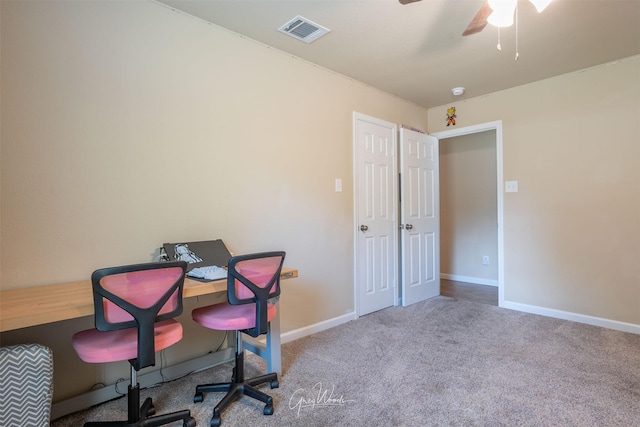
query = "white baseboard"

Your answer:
(502, 300), (640, 335)
(280, 312), (357, 344)
(441, 273), (498, 287)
